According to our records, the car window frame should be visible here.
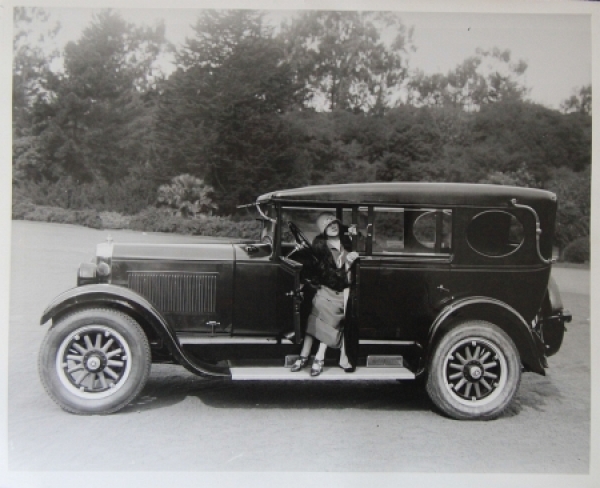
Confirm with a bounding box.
[274,203,370,258]
[369,205,454,259]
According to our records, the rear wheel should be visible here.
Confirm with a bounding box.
[38,308,151,414]
[426,321,521,420]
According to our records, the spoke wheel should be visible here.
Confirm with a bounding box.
[443,338,506,406]
[39,308,151,415]
[56,325,132,399]
[426,321,521,420]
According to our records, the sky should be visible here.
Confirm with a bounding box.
[26,6,592,110]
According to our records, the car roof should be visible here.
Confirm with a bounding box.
[256,182,556,207]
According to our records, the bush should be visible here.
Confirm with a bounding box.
[561,237,589,263]
[157,174,218,217]
[12,169,160,215]
[12,199,36,219]
[13,203,103,229]
[99,212,132,229]
[129,207,261,239]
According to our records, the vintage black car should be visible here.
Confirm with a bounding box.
[38,182,571,419]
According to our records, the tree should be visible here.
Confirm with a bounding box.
[375,105,445,181]
[560,85,591,115]
[454,101,591,187]
[12,7,60,181]
[547,166,590,249]
[478,163,539,187]
[30,10,167,183]
[281,11,413,113]
[12,7,60,134]
[408,47,529,110]
[155,10,306,213]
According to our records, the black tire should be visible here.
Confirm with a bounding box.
[426,321,521,420]
[38,308,151,415]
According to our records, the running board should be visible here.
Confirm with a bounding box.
[229,366,415,381]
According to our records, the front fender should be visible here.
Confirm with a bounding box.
[41,284,230,377]
[426,297,546,375]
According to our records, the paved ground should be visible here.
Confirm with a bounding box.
[5,221,591,478]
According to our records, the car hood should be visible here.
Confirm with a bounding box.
[111,242,236,261]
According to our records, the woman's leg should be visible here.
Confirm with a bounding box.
[315,342,327,360]
[300,335,313,357]
[291,335,313,372]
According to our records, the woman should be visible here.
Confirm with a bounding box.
[290,212,359,376]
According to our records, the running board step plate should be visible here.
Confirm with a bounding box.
[229,366,415,381]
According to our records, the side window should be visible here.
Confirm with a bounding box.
[467,211,524,257]
[373,208,405,252]
[412,210,453,252]
[342,207,368,253]
[373,208,452,255]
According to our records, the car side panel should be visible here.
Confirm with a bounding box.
[111,258,234,334]
[368,257,452,341]
[446,265,551,323]
[232,260,279,335]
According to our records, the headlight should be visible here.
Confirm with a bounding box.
[95,239,114,281]
[78,262,98,286]
[79,262,97,279]
[96,261,111,277]
[96,261,110,276]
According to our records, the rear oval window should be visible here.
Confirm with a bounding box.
[413,212,436,249]
[467,211,524,257]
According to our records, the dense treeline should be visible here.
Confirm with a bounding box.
[12,9,591,258]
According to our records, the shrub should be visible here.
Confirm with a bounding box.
[12,168,160,215]
[99,212,132,229]
[12,199,36,219]
[157,174,218,217]
[128,207,180,233]
[561,237,589,263]
[13,204,103,229]
[129,207,261,239]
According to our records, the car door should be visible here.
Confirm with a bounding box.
[277,256,304,343]
[364,207,454,342]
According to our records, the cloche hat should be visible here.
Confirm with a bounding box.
[316,212,340,234]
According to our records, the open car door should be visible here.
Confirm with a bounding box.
[277,256,303,344]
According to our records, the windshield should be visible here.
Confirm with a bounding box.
[281,207,337,245]
[258,204,276,245]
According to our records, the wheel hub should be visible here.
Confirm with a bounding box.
[467,364,483,380]
[84,352,106,373]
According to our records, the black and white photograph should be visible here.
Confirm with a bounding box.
[1,0,597,486]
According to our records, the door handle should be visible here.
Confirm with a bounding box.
[437,285,450,293]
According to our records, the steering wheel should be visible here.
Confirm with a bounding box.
[288,221,312,250]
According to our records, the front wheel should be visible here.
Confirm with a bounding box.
[38,308,151,414]
[426,321,521,420]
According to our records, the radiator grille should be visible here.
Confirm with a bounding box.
[128,272,217,315]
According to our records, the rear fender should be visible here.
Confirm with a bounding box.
[426,297,546,375]
[539,276,571,357]
[41,284,229,377]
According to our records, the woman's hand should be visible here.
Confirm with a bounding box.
[346,251,360,267]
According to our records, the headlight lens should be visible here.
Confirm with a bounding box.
[96,261,111,277]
